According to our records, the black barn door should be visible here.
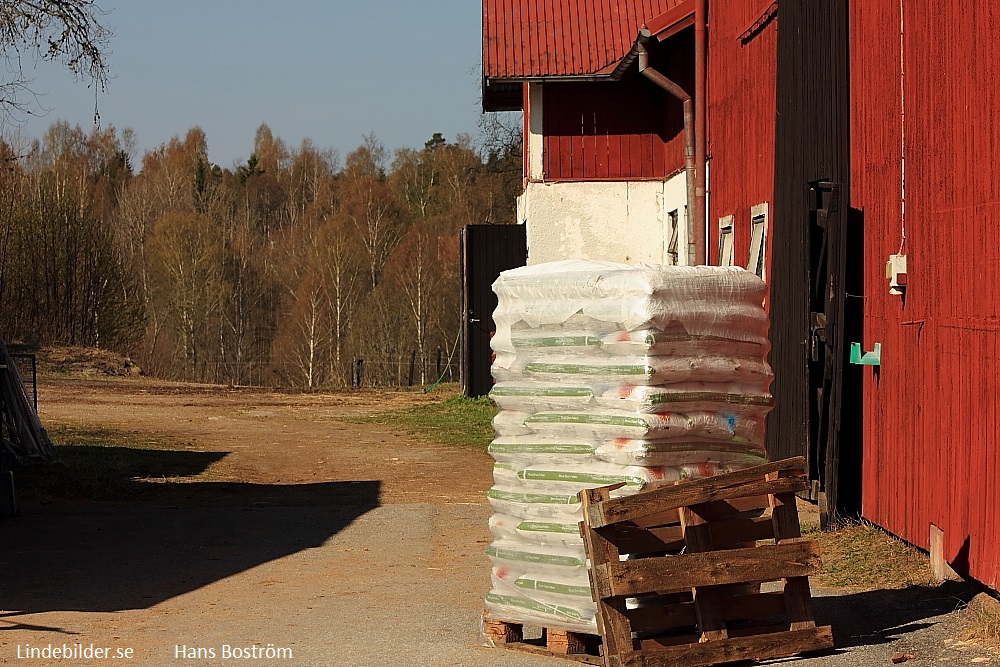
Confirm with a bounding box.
[460,224,527,397]
[770,0,858,524]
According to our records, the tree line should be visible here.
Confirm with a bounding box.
[0,120,521,387]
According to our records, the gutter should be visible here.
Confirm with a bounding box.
[694,0,707,264]
[634,31,699,267]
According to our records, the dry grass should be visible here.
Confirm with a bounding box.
[813,518,933,589]
[962,593,1000,651]
[10,343,141,377]
[345,394,496,449]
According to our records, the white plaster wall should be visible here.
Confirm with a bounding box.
[527,83,544,180]
[517,172,690,266]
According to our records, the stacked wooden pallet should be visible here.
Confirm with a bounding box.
[579,457,832,667]
[481,619,602,664]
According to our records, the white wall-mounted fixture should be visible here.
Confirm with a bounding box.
[886,254,907,295]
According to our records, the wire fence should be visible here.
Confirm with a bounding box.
[159,350,460,390]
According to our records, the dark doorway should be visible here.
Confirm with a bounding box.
[460,224,527,397]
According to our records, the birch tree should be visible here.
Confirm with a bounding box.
[385,224,441,383]
[146,211,224,378]
[341,137,404,288]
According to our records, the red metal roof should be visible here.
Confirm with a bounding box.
[483,0,686,80]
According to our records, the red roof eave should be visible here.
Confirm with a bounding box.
[482,0,686,80]
[646,0,695,41]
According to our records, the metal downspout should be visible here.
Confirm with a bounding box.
[694,0,708,264]
[637,35,697,267]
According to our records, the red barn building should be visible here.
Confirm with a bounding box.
[484,0,1000,588]
[483,0,700,266]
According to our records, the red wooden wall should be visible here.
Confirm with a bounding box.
[705,1,777,271]
[542,79,673,180]
[540,32,694,181]
[851,0,1000,587]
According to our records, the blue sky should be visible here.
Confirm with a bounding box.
[5,1,488,168]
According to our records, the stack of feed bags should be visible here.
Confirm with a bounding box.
[483,259,773,634]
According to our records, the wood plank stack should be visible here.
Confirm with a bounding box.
[579,457,833,667]
[0,339,54,463]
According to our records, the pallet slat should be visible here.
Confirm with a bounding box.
[609,626,834,667]
[586,458,806,528]
[594,541,822,597]
[581,486,637,656]
[590,476,809,528]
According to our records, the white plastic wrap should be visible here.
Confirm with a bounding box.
[492,410,533,436]
[486,481,644,520]
[484,590,598,634]
[486,539,588,575]
[486,487,584,520]
[484,260,774,635]
[489,382,596,412]
[488,513,583,546]
[593,438,767,467]
[596,383,773,416]
[523,410,763,442]
[492,354,773,388]
[489,566,597,629]
[491,260,769,341]
[487,436,596,462]
[598,328,769,356]
[495,460,682,491]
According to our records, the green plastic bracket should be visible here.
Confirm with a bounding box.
[850,342,881,366]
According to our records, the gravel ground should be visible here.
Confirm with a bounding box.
[2,502,562,667]
[1,377,996,666]
[4,501,995,667]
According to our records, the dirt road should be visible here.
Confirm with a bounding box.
[1,376,995,666]
[30,376,492,504]
[3,376,553,667]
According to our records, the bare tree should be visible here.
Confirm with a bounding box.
[341,139,404,288]
[0,0,112,125]
[146,211,224,378]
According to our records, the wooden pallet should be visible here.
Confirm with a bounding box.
[579,457,833,667]
[483,615,603,664]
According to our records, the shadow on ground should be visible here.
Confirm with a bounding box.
[1,447,380,617]
[814,580,979,649]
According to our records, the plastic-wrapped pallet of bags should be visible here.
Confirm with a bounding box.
[491,260,769,345]
[483,260,774,639]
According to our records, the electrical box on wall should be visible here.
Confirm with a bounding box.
[886,254,907,295]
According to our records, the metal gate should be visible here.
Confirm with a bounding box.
[460,224,527,398]
[807,180,849,523]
